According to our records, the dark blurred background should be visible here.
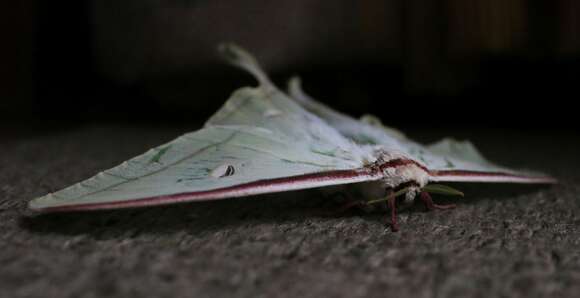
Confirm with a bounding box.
[2,1,579,131]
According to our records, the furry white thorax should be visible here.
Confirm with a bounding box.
[380,164,429,188]
[373,148,430,188]
[374,148,430,205]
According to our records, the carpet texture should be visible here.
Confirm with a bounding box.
[1,125,578,298]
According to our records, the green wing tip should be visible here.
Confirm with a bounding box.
[288,76,301,89]
[287,76,306,100]
[290,76,301,82]
[422,184,464,197]
[217,42,272,87]
[28,197,45,211]
[218,43,248,63]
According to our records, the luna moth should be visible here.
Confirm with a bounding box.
[29,44,556,231]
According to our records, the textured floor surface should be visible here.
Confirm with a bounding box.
[1,124,579,298]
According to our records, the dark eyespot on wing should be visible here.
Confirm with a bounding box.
[223,165,235,177]
[210,164,236,178]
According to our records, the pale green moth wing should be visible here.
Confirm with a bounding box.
[288,77,407,146]
[29,45,380,212]
[287,77,555,184]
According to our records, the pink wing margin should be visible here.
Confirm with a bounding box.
[35,158,556,213]
[34,169,380,212]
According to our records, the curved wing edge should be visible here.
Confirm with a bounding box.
[30,169,381,212]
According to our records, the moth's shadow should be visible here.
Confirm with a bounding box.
[20,190,333,238]
[20,184,552,238]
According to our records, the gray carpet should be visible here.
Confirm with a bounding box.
[1,125,579,298]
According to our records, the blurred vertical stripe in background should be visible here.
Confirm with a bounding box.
[3,0,579,126]
[559,0,580,54]
[446,0,528,54]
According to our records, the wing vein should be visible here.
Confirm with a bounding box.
[68,132,239,201]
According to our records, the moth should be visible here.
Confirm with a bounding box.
[30,44,556,231]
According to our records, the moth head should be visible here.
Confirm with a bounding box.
[402,186,420,205]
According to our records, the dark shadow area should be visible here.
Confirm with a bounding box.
[5,0,579,132]
[20,192,329,238]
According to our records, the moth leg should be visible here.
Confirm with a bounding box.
[419,192,456,211]
[386,190,399,232]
